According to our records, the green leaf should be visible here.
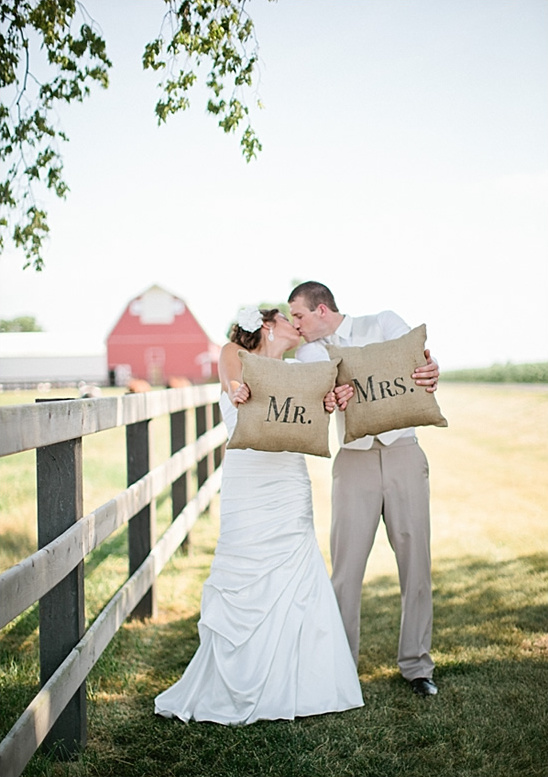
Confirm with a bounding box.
[0,0,111,268]
[1,0,274,269]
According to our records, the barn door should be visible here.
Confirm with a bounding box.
[145,347,166,386]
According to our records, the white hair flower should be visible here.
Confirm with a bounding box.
[237,305,263,333]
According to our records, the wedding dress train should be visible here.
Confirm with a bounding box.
[154,393,363,724]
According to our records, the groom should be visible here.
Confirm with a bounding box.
[288,281,439,697]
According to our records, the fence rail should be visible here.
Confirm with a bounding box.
[0,385,226,777]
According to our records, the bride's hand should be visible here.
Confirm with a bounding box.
[232,382,251,406]
[323,391,337,414]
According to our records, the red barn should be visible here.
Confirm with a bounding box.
[107,285,220,386]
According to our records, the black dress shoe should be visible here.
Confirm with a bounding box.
[410,677,438,696]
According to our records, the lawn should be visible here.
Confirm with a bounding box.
[1,383,547,776]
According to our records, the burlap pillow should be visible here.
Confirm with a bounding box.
[327,324,447,443]
[227,351,340,457]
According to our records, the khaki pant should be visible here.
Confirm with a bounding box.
[331,438,434,680]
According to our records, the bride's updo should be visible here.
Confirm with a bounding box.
[230,308,278,351]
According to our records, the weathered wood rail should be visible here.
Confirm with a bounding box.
[0,385,226,777]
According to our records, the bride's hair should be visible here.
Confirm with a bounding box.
[229,308,278,351]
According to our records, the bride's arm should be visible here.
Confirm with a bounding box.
[219,343,251,406]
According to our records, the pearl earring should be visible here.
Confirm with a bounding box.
[268,328,274,342]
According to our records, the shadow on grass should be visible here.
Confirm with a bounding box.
[358,553,548,668]
[0,604,40,745]
[84,524,128,577]
[1,526,133,671]
[433,553,548,643]
[16,552,548,777]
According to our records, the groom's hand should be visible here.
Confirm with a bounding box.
[334,384,354,411]
[412,349,439,393]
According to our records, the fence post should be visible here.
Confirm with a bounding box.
[195,403,212,494]
[36,431,86,757]
[213,401,223,470]
[126,420,157,620]
[170,409,189,552]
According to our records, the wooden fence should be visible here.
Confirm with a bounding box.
[0,385,226,777]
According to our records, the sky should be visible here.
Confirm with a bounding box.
[0,0,546,370]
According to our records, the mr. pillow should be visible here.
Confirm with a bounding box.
[227,351,340,457]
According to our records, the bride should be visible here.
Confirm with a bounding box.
[154,306,363,724]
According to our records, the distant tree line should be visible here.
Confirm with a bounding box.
[443,362,548,383]
[0,316,42,332]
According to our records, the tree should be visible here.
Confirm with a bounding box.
[0,0,272,271]
[0,315,43,332]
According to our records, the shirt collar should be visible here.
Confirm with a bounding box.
[334,315,352,342]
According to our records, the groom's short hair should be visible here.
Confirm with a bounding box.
[288,281,339,313]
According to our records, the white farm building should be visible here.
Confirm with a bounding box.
[0,332,107,389]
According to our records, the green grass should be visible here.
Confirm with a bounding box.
[1,384,548,777]
[443,361,548,383]
[15,551,547,777]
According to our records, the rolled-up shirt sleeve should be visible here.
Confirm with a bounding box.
[377,310,410,340]
[378,310,438,366]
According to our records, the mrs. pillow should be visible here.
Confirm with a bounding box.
[227,351,340,457]
[327,324,448,443]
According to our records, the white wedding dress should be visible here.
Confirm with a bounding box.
[154,392,363,725]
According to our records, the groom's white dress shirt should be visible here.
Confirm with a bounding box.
[296,310,416,449]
